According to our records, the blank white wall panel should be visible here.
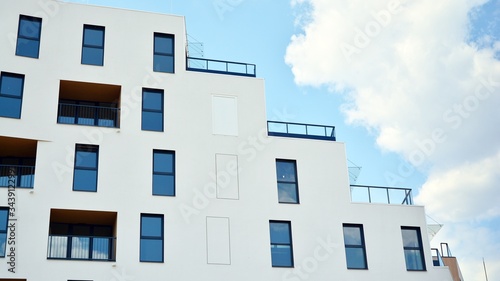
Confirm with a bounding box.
[216,154,239,200]
[206,216,231,265]
[212,95,238,136]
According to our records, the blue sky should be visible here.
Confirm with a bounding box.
[67,0,500,279]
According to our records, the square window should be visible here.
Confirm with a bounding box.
[401,227,426,271]
[269,221,294,267]
[0,72,25,119]
[73,144,98,192]
[140,214,164,262]
[153,33,174,73]
[343,224,368,269]
[82,25,105,66]
[276,160,299,203]
[142,89,164,132]
[16,15,42,58]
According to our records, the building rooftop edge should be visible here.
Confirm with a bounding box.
[57,0,186,19]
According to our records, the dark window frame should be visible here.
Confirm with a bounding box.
[140,213,164,263]
[153,33,175,73]
[152,150,175,196]
[275,159,300,204]
[343,223,368,270]
[16,15,42,58]
[401,226,427,271]
[141,88,164,132]
[0,72,25,119]
[72,144,99,192]
[48,222,114,261]
[81,24,105,66]
[269,220,294,268]
[0,207,9,257]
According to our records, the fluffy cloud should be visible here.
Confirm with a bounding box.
[286,0,500,279]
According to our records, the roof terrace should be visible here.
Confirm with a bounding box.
[186,57,256,77]
[267,121,336,141]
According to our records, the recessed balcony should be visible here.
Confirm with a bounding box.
[0,136,37,189]
[57,80,121,128]
[47,209,117,262]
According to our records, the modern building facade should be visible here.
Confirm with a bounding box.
[0,1,457,280]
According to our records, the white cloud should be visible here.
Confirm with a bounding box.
[417,151,500,222]
[286,0,500,279]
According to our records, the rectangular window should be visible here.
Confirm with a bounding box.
[82,25,105,66]
[401,227,426,271]
[142,88,164,132]
[269,221,293,267]
[343,224,368,269]
[276,160,299,203]
[140,214,164,262]
[16,15,42,58]
[0,72,25,119]
[153,150,175,196]
[73,144,98,192]
[0,207,9,257]
[153,33,174,73]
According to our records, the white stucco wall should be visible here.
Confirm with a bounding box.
[0,1,453,280]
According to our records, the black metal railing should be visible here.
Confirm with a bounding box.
[0,165,35,188]
[431,248,445,266]
[47,235,116,261]
[267,121,336,141]
[57,103,119,128]
[440,242,454,258]
[350,185,413,205]
[186,57,256,77]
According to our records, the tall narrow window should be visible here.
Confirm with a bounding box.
[73,144,99,192]
[82,25,105,66]
[401,227,426,271]
[343,224,368,269]
[0,72,25,119]
[269,221,293,267]
[276,160,299,203]
[140,214,164,262]
[16,15,42,58]
[0,207,9,257]
[153,150,175,196]
[142,88,164,132]
[153,33,174,73]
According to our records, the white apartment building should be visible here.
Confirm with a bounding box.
[0,1,459,280]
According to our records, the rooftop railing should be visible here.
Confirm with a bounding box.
[58,103,119,128]
[47,235,116,261]
[350,185,413,205]
[0,165,35,188]
[186,57,256,77]
[431,248,445,266]
[267,121,336,141]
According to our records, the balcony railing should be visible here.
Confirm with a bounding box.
[47,235,116,261]
[431,248,445,266]
[0,165,35,188]
[267,121,336,141]
[186,57,256,77]
[57,103,119,128]
[350,185,413,205]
